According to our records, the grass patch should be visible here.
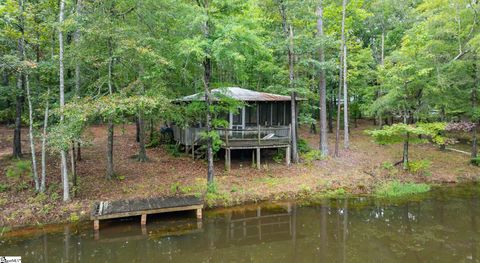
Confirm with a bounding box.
[375,180,430,198]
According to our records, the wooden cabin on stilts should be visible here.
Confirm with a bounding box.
[172,87,303,170]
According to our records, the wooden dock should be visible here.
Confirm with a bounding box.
[90,195,203,230]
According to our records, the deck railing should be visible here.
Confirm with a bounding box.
[172,125,291,148]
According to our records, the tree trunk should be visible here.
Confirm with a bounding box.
[137,66,147,162]
[328,89,334,133]
[335,52,343,157]
[40,89,49,193]
[288,25,299,163]
[13,1,25,159]
[201,0,215,185]
[26,69,39,191]
[279,1,298,163]
[341,0,349,149]
[74,0,82,97]
[135,117,140,143]
[106,46,114,180]
[472,56,479,159]
[70,142,77,196]
[317,1,328,156]
[74,0,83,163]
[403,132,409,169]
[59,0,70,202]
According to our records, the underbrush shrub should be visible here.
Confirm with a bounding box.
[165,144,182,157]
[297,139,311,154]
[6,160,31,192]
[6,160,31,179]
[471,157,480,166]
[302,150,325,164]
[0,183,8,193]
[375,180,430,198]
[382,161,394,170]
[408,160,432,176]
[273,148,286,163]
[146,130,161,148]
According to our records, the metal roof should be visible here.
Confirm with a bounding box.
[177,87,302,102]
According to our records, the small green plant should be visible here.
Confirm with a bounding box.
[408,160,431,175]
[147,130,161,148]
[69,213,80,223]
[50,192,60,202]
[297,139,311,154]
[0,197,7,207]
[302,150,324,164]
[0,183,9,193]
[165,144,182,157]
[471,157,480,166]
[375,180,430,198]
[15,181,29,192]
[170,182,182,194]
[272,148,285,163]
[6,160,31,179]
[382,161,394,170]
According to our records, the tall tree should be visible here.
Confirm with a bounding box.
[58,0,70,202]
[341,0,349,149]
[317,0,328,156]
[13,0,25,159]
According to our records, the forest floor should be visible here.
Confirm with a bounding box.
[1,120,479,229]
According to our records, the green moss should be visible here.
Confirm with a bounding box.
[375,181,430,198]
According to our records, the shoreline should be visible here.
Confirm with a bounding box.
[1,179,477,234]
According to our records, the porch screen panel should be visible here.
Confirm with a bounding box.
[259,103,270,126]
[272,103,279,126]
[245,104,257,126]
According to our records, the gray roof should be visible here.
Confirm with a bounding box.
[177,87,301,102]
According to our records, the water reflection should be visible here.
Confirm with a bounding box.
[1,185,480,262]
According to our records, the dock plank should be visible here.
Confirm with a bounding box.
[91,195,203,221]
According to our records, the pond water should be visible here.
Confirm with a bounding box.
[1,184,479,263]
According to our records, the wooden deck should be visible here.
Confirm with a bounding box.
[90,195,203,230]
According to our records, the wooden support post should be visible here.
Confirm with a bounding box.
[141,214,147,225]
[94,220,99,231]
[286,146,291,166]
[196,208,202,219]
[192,145,195,159]
[256,147,261,169]
[141,224,147,235]
[225,148,231,171]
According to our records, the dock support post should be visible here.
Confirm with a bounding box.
[286,146,291,166]
[196,208,203,219]
[94,220,99,231]
[256,147,261,169]
[225,148,231,171]
[141,214,147,225]
[192,145,195,159]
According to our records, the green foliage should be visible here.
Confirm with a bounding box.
[382,161,394,170]
[368,123,429,145]
[6,160,31,179]
[302,150,325,164]
[297,139,311,154]
[69,213,80,223]
[417,122,449,146]
[272,148,286,163]
[0,183,8,193]
[375,181,431,198]
[146,130,161,148]
[165,144,182,157]
[470,157,480,166]
[408,160,431,176]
